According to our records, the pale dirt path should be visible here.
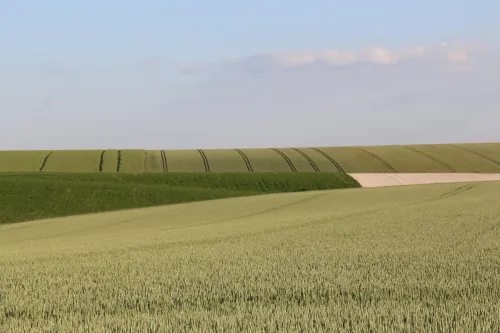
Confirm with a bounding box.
[349,173,500,188]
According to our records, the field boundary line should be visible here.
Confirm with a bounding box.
[116,150,122,172]
[160,150,168,172]
[271,148,297,172]
[235,149,254,172]
[292,148,320,172]
[310,148,345,173]
[198,149,211,172]
[99,150,105,172]
[451,145,500,167]
[357,148,398,173]
[404,146,456,172]
[39,151,54,172]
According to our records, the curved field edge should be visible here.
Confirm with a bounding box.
[0,172,359,225]
[1,182,500,332]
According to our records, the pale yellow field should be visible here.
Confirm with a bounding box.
[1,181,500,332]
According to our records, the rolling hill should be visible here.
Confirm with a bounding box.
[1,142,500,173]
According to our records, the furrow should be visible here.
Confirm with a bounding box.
[357,148,398,173]
[292,148,320,172]
[404,146,456,172]
[451,145,500,167]
[116,150,122,173]
[235,149,253,172]
[271,148,297,172]
[198,149,211,172]
[310,148,345,173]
[98,150,105,172]
[39,151,54,172]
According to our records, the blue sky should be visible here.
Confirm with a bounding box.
[1,1,499,149]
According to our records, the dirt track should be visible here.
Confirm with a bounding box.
[349,173,500,188]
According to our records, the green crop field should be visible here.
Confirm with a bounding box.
[118,150,145,173]
[0,150,51,172]
[0,142,499,173]
[100,149,119,172]
[0,172,358,225]
[1,181,499,332]
[405,144,500,173]
[166,150,207,172]
[42,150,103,172]
[143,150,164,173]
[202,149,249,172]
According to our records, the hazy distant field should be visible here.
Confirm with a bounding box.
[1,181,500,332]
[1,142,499,173]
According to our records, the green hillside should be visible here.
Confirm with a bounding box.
[1,142,499,173]
[1,181,499,332]
[0,172,359,225]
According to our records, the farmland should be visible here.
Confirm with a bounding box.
[1,181,500,332]
[0,172,359,224]
[1,142,499,173]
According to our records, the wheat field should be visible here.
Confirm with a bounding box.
[1,181,499,332]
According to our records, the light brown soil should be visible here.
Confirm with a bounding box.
[349,173,500,188]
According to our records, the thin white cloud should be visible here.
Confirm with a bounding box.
[178,41,481,74]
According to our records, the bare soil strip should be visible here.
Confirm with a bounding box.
[349,173,500,188]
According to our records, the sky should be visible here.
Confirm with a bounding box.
[1,0,499,149]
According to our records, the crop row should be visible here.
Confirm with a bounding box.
[0,143,499,173]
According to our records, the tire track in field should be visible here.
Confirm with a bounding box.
[404,146,456,172]
[98,150,105,172]
[160,150,168,172]
[271,148,297,172]
[116,150,122,172]
[198,149,211,172]
[39,151,54,172]
[451,145,500,167]
[235,149,254,172]
[357,148,398,173]
[386,174,404,185]
[162,191,334,231]
[414,184,476,205]
[292,148,320,172]
[143,152,148,173]
[310,148,345,173]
